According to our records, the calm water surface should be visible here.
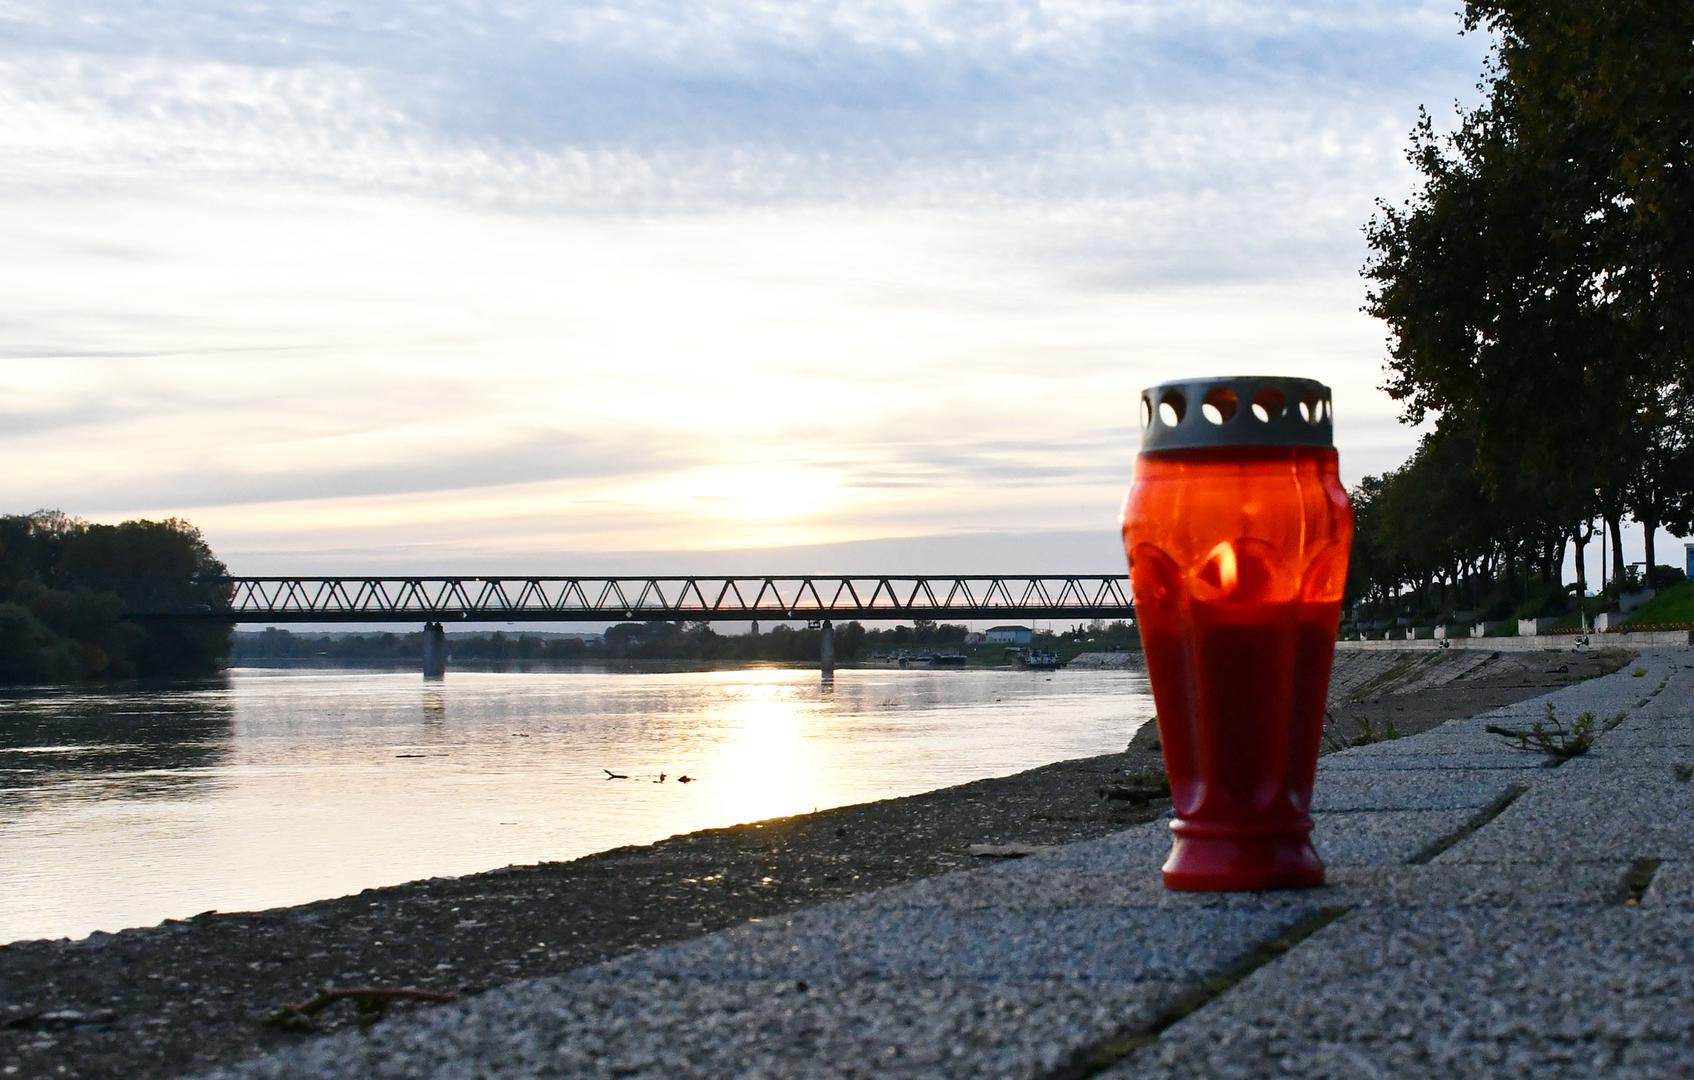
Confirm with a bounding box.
[0,664,1151,944]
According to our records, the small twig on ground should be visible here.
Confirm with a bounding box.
[264,987,459,1033]
[1486,702,1596,762]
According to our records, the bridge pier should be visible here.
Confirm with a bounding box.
[819,618,834,678]
[422,622,447,679]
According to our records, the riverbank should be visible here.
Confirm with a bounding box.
[217,648,1694,1079]
[0,647,1631,1077]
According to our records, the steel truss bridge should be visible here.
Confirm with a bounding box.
[129,575,1135,625]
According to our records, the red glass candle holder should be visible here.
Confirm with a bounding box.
[1121,377,1353,891]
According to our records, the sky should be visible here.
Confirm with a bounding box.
[11,1,1667,579]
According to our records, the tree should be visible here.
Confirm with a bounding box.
[1343,473,1390,608]
[59,518,233,675]
[1465,2,1694,386]
[0,602,79,683]
[0,511,233,683]
[1363,3,1694,602]
[1622,388,1694,581]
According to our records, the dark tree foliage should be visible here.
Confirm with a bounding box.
[0,510,232,684]
[1356,2,1694,616]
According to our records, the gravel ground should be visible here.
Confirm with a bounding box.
[0,647,1630,1079]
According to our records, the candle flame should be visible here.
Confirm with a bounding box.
[1204,540,1238,595]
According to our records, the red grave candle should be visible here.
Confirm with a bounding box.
[1121,377,1353,891]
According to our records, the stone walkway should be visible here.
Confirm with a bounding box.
[210,651,1694,1079]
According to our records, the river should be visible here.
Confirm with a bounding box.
[0,663,1152,944]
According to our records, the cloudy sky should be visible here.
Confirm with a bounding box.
[2,1,1513,574]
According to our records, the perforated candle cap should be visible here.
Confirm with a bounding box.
[1137,375,1334,451]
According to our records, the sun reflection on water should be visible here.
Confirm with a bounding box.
[693,670,829,827]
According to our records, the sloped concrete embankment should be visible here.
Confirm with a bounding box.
[1073,645,1594,697]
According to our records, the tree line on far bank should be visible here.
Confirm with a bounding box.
[237,620,954,664]
[0,510,232,684]
[1349,2,1694,625]
[232,619,1142,664]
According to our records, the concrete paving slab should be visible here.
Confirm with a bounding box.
[866,846,1332,913]
[1642,860,1693,908]
[1004,817,1175,869]
[1114,906,1694,1078]
[877,860,1628,916]
[1436,768,1694,864]
[865,796,1506,913]
[1320,722,1576,762]
[1123,1030,1693,1080]
[1464,694,1607,718]
[1327,861,1629,910]
[1595,711,1694,735]
[1620,726,1694,746]
[1559,746,1694,772]
[1311,809,1476,866]
[1316,752,1547,772]
[217,974,1179,1080]
[1310,769,1517,812]
[614,903,1308,985]
[1331,731,1494,755]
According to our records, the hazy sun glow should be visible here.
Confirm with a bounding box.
[651,464,847,524]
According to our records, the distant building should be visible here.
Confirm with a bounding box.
[985,625,1033,645]
[964,631,986,645]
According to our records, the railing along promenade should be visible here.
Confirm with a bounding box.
[128,575,1135,626]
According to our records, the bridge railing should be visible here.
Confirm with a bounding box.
[129,575,1135,624]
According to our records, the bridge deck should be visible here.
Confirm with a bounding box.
[126,575,1135,624]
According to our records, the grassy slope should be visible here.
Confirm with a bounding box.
[1624,580,1694,626]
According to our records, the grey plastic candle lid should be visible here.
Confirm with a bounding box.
[1137,375,1335,451]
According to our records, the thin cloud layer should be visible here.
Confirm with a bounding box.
[0,0,1477,214]
[0,1,1496,570]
